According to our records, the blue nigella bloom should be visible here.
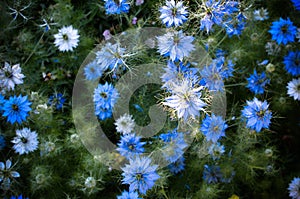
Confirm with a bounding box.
[0,159,20,190]
[246,70,270,94]
[268,17,297,45]
[283,51,300,76]
[288,177,300,199]
[84,60,103,81]
[208,142,225,160]
[223,16,246,38]
[93,82,119,120]
[48,93,66,110]
[291,0,300,11]
[104,0,130,15]
[200,114,228,143]
[157,30,195,62]
[117,190,141,199]
[203,164,222,184]
[116,133,146,159]
[0,135,5,150]
[241,97,272,132]
[121,156,160,195]
[159,129,188,163]
[168,156,185,174]
[159,0,188,27]
[0,94,5,112]
[2,95,31,124]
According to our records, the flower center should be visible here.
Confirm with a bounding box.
[171,7,178,16]
[135,173,143,180]
[128,144,135,150]
[257,110,265,118]
[281,25,288,34]
[21,137,28,144]
[62,34,68,40]
[5,71,13,78]
[213,125,219,132]
[12,104,19,111]
[101,92,107,98]
[294,58,300,66]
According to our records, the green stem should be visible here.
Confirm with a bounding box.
[24,32,45,65]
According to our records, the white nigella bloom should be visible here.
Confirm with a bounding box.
[115,113,136,134]
[0,62,25,91]
[163,79,207,121]
[54,25,80,52]
[287,78,300,101]
[11,128,39,155]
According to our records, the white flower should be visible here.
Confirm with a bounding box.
[115,113,135,134]
[163,79,206,121]
[287,78,300,101]
[0,62,25,91]
[54,25,80,52]
[11,128,39,155]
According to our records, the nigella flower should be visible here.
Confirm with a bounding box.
[159,129,188,163]
[11,128,39,155]
[48,93,66,110]
[117,190,141,199]
[121,156,160,194]
[287,78,300,101]
[265,41,281,56]
[95,42,126,72]
[2,95,31,124]
[168,156,185,174]
[200,114,227,143]
[157,30,195,62]
[241,97,272,132]
[268,18,297,45]
[135,0,144,6]
[291,0,300,11]
[0,159,20,190]
[246,70,270,94]
[161,61,199,90]
[203,164,222,184]
[10,195,29,199]
[208,142,225,160]
[159,0,188,27]
[288,177,300,199]
[200,56,234,92]
[115,113,136,134]
[84,60,103,81]
[104,0,130,15]
[54,25,80,52]
[253,8,269,21]
[0,62,25,91]
[93,82,119,120]
[223,16,246,38]
[0,94,5,112]
[116,133,146,159]
[163,79,207,121]
[283,51,300,76]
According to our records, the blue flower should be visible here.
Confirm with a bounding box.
[48,93,66,110]
[104,0,130,15]
[200,114,227,143]
[2,95,31,124]
[168,156,185,174]
[203,164,222,184]
[163,78,206,121]
[10,195,29,199]
[116,133,146,159]
[200,56,234,92]
[121,156,160,194]
[253,8,269,21]
[0,135,5,150]
[11,128,39,155]
[208,142,225,160]
[283,51,300,76]
[291,0,300,11]
[246,70,270,94]
[288,177,300,199]
[0,159,20,190]
[84,60,103,81]
[241,97,272,132]
[159,129,188,163]
[223,16,246,37]
[157,30,195,62]
[93,82,119,120]
[117,190,141,199]
[159,0,188,27]
[268,18,297,45]
[96,42,126,73]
